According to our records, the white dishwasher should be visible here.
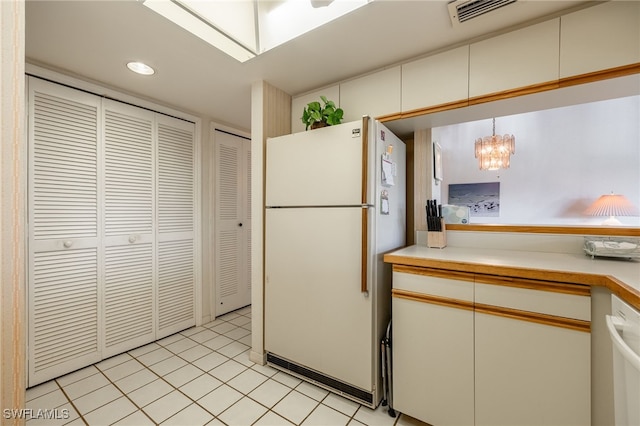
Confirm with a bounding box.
[607,295,640,426]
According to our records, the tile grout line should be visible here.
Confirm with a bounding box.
[52,378,88,426]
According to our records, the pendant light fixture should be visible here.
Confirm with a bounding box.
[474,118,515,170]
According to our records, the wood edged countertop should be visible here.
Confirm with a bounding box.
[384,245,640,311]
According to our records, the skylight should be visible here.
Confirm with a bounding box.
[142,0,370,62]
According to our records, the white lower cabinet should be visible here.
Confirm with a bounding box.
[392,266,591,426]
[475,311,591,426]
[393,278,474,425]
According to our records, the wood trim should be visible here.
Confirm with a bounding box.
[412,129,430,234]
[475,303,591,333]
[2,0,27,420]
[559,63,640,88]
[474,273,591,297]
[445,223,640,237]
[605,276,640,313]
[361,116,369,293]
[361,116,369,205]
[378,99,470,123]
[392,289,474,311]
[468,80,560,106]
[393,264,474,282]
[361,208,368,293]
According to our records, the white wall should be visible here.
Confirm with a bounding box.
[433,95,640,226]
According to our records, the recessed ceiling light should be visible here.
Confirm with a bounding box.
[127,61,155,75]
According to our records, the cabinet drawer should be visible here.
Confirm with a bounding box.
[474,279,591,321]
[392,266,473,302]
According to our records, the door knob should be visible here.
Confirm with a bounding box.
[238,223,243,227]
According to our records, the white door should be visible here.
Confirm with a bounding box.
[156,114,196,338]
[214,130,251,316]
[102,100,155,357]
[265,207,373,391]
[27,79,102,386]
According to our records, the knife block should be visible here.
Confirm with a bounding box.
[427,220,447,249]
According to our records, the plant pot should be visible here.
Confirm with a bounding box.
[310,121,328,130]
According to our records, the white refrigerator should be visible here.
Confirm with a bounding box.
[264,117,406,407]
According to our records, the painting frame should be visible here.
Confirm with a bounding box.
[433,142,443,182]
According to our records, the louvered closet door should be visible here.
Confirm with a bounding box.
[102,100,155,357]
[156,114,196,338]
[28,78,101,386]
[215,131,251,315]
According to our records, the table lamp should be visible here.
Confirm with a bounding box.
[583,192,639,225]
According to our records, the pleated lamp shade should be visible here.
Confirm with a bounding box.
[584,193,639,225]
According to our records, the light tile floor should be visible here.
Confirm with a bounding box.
[26,307,427,426]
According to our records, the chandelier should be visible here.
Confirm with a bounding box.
[474,118,515,170]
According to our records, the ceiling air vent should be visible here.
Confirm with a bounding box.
[448,0,517,26]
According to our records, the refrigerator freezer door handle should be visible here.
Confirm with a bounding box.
[361,116,369,206]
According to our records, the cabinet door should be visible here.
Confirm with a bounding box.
[560,1,640,78]
[402,46,469,112]
[156,114,196,338]
[469,19,559,98]
[28,78,102,386]
[102,100,155,357]
[475,312,591,426]
[340,67,401,120]
[392,270,475,426]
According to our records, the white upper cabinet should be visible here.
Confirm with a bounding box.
[340,66,401,121]
[402,46,469,112]
[560,1,640,78]
[469,19,560,98]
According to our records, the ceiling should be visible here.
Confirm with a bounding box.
[25,0,594,132]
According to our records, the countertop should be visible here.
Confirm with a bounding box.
[384,245,640,310]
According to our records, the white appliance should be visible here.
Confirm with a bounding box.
[607,295,640,426]
[264,117,406,407]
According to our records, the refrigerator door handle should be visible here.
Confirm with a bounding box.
[361,206,369,295]
[360,116,370,295]
[361,115,370,206]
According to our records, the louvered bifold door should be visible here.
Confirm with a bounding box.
[214,131,251,315]
[28,78,102,386]
[156,114,196,338]
[102,100,155,357]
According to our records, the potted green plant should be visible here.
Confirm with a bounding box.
[301,96,344,130]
